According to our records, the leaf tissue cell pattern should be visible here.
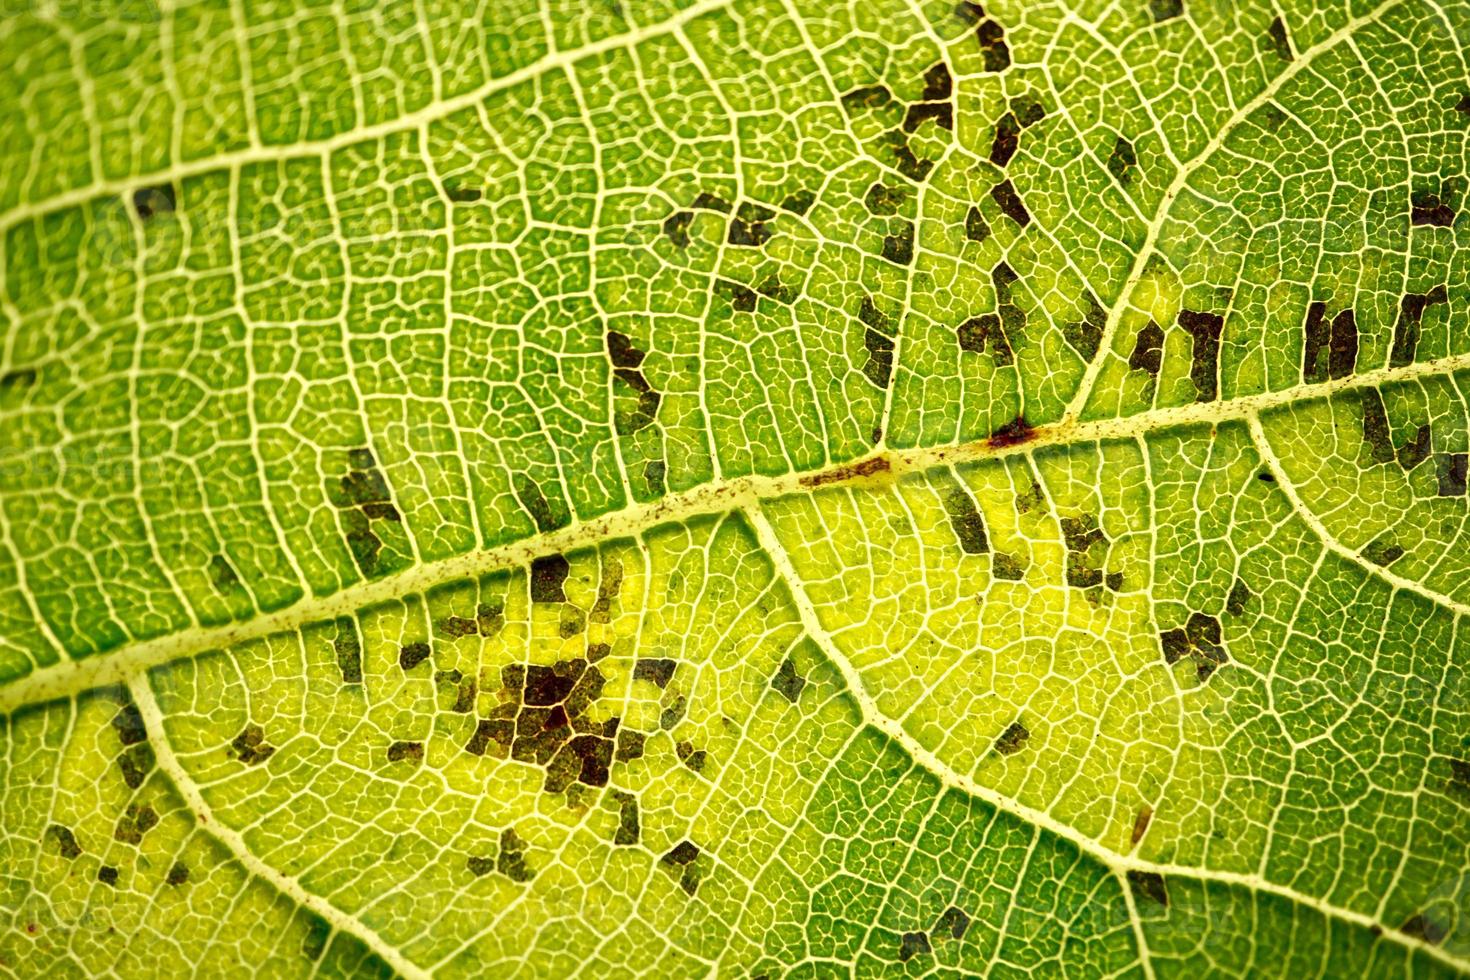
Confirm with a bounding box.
[1,0,1469,976]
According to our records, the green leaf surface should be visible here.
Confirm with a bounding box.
[2,0,1470,976]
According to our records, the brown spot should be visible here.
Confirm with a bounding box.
[1129,320,1163,375]
[987,416,1035,449]
[114,804,159,846]
[956,314,1013,365]
[942,485,989,554]
[634,659,677,688]
[899,931,932,962]
[1131,806,1153,846]
[498,828,535,883]
[1128,870,1168,907]
[1412,189,1456,227]
[531,555,570,603]
[1266,16,1293,61]
[964,205,990,243]
[1107,135,1137,186]
[166,862,190,886]
[387,741,424,764]
[399,642,430,670]
[799,455,891,488]
[231,724,276,766]
[990,179,1029,227]
[1177,310,1223,402]
[975,17,1010,72]
[1437,454,1468,497]
[1390,285,1448,367]
[45,824,82,860]
[936,906,970,939]
[612,789,640,845]
[993,721,1029,755]
[662,211,693,249]
[772,656,806,703]
[990,112,1020,167]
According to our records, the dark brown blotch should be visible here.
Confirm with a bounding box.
[773,656,806,703]
[993,720,1029,755]
[231,724,276,766]
[531,555,570,603]
[114,804,159,846]
[1390,285,1447,367]
[46,824,82,860]
[1128,869,1169,907]
[990,180,1029,227]
[1129,319,1163,375]
[1177,310,1223,402]
[1266,16,1292,61]
[899,931,932,962]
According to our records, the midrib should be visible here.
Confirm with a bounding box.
[2,347,1466,715]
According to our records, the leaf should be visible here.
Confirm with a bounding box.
[1,0,1469,976]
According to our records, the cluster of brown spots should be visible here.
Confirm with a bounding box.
[1359,389,1434,477]
[1059,513,1121,591]
[634,658,677,688]
[333,617,362,684]
[898,931,932,962]
[1412,188,1456,227]
[942,483,989,554]
[108,695,154,789]
[1177,310,1223,402]
[465,658,627,794]
[840,66,951,184]
[856,295,898,389]
[727,202,775,247]
[772,656,806,703]
[1301,302,1357,383]
[1129,320,1164,376]
[990,180,1029,227]
[660,840,703,895]
[132,183,176,221]
[1064,292,1107,362]
[437,668,478,713]
[798,454,891,488]
[45,824,82,859]
[327,448,400,576]
[955,3,1010,71]
[903,63,955,133]
[498,828,535,883]
[993,720,1029,755]
[1389,285,1448,367]
[1108,135,1138,186]
[607,330,662,436]
[231,724,276,765]
[1128,870,1169,907]
[1266,16,1293,61]
[1160,612,1227,681]
[514,474,568,533]
[1361,535,1405,568]
[676,740,706,773]
[114,804,159,846]
[989,262,1027,354]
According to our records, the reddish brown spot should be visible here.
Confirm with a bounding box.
[987,416,1036,449]
[798,455,891,488]
[1131,806,1153,846]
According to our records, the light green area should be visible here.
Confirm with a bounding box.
[2,0,1469,976]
